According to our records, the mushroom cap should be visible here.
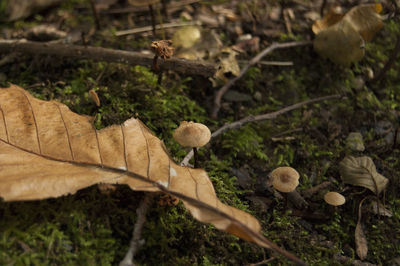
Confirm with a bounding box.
[173,121,211,148]
[324,192,346,206]
[270,166,300,193]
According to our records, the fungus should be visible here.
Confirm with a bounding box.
[324,191,346,206]
[173,121,211,168]
[151,40,173,85]
[271,166,300,193]
[270,166,300,208]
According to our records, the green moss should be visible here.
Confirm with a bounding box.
[1,2,400,265]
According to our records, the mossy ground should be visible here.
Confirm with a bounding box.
[0,1,400,265]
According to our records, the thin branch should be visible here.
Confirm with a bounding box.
[88,0,101,30]
[0,40,216,77]
[119,193,155,266]
[116,21,201,36]
[211,41,311,119]
[182,94,342,166]
[104,0,201,14]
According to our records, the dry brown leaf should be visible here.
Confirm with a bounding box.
[312,8,344,34]
[342,3,383,42]
[0,85,304,265]
[339,156,388,194]
[355,221,368,260]
[313,4,383,65]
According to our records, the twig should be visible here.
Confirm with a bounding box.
[119,193,155,266]
[148,4,156,37]
[210,41,311,119]
[0,40,216,77]
[88,0,101,30]
[104,0,201,14]
[182,94,342,166]
[238,60,293,66]
[116,21,201,36]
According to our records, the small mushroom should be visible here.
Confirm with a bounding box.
[270,166,300,207]
[151,40,173,85]
[324,191,346,206]
[173,121,211,168]
[271,166,300,193]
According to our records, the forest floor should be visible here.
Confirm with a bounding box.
[0,0,399,265]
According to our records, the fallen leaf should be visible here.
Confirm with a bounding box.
[339,156,388,194]
[6,0,62,21]
[0,84,303,264]
[313,20,365,66]
[370,200,392,217]
[312,8,344,34]
[313,4,383,65]
[355,197,368,260]
[342,3,383,42]
[355,222,368,260]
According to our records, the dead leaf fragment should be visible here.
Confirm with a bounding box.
[355,221,368,260]
[339,156,388,194]
[355,197,368,260]
[89,89,100,106]
[313,4,383,65]
[312,8,344,34]
[342,3,383,42]
[370,201,392,217]
[313,20,365,66]
[0,84,304,264]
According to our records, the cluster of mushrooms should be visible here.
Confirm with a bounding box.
[270,166,346,208]
[173,121,346,210]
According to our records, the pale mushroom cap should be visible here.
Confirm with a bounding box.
[324,192,346,206]
[271,166,300,193]
[173,121,211,148]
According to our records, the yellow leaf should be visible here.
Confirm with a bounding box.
[313,4,383,65]
[313,20,365,66]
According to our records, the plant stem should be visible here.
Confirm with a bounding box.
[149,5,156,37]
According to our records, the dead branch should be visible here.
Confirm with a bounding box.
[182,94,342,166]
[119,193,155,266]
[0,40,216,77]
[210,41,311,119]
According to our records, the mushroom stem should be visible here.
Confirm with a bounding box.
[283,193,288,208]
[193,147,199,168]
[152,55,159,71]
[148,4,156,37]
